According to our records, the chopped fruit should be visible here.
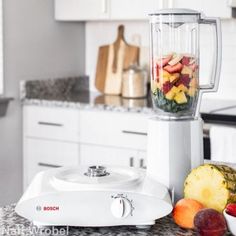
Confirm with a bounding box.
[188,87,197,97]
[181,65,193,78]
[157,54,172,67]
[177,84,188,93]
[225,203,236,217]
[165,86,179,100]
[159,69,171,78]
[181,56,191,65]
[173,198,204,229]
[162,81,173,94]
[189,78,198,88]
[194,209,227,236]
[168,54,183,66]
[164,62,183,73]
[169,73,180,83]
[151,52,199,113]
[175,74,190,87]
[184,164,236,213]
[172,86,180,94]
[165,90,175,100]
[174,91,187,104]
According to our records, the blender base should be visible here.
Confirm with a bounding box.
[147,116,204,202]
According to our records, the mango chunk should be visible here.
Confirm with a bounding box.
[174,91,187,104]
[178,84,188,93]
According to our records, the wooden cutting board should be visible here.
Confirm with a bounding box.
[95,25,140,95]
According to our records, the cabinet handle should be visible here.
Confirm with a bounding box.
[129,157,134,167]
[140,159,146,169]
[102,0,107,13]
[38,121,63,127]
[122,130,147,136]
[38,162,61,168]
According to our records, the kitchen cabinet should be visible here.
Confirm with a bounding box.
[80,144,147,168]
[23,105,149,188]
[170,0,231,18]
[23,105,80,188]
[55,0,167,21]
[55,0,110,21]
[79,110,148,150]
[55,0,232,21]
[24,138,79,188]
[109,0,165,20]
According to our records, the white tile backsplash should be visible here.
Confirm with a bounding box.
[86,19,236,101]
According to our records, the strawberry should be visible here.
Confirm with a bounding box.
[226,203,236,217]
[162,81,173,94]
[181,56,190,66]
[175,74,190,87]
[157,55,172,68]
[164,63,183,73]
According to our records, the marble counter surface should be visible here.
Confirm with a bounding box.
[0,204,223,236]
[21,77,236,118]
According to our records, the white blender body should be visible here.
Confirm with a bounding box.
[147,117,203,201]
[148,9,222,201]
[15,166,172,227]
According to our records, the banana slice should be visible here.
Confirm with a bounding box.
[168,54,183,66]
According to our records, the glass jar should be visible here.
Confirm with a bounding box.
[149,9,222,120]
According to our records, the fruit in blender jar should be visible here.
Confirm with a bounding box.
[184,164,236,213]
[174,91,187,104]
[164,62,183,73]
[151,53,198,113]
[181,65,193,78]
[181,56,191,65]
[168,54,183,66]
[156,54,172,67]
[225,203,236,217]
[172,198,204,229]
[194,208,227,236]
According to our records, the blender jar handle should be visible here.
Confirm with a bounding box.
[199,17,222,93]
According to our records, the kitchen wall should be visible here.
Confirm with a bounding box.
[86,19,236,101]
[0,0,85,206]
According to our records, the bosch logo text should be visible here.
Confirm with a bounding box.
[44,206,59,211]
[36,206,59,211]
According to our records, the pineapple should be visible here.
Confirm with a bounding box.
[184,164,236,212]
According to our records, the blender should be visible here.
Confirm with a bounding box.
[147,9,222,201]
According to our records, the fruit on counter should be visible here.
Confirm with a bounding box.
[225,203,236,217]
[172,198,204,229]
[194,208,227,236]
[151,52,198,113]
[184,164,236,213]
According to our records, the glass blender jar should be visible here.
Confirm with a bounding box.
[147,9,222,201]
[149,9,221,119]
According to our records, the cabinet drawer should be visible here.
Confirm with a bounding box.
[24,138,79,188]
[80,110,148,150]
[80,144,137,167]
[23,106,80,142]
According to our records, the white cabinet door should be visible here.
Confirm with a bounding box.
[80,144,138,167]
[110,0,165,20]
[79,110,148,150]
[171,0,231,18]
[55,0,110,21]
[24,138,79,188]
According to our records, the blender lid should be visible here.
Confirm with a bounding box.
[50,166,145,190]
[149,8,201,16]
